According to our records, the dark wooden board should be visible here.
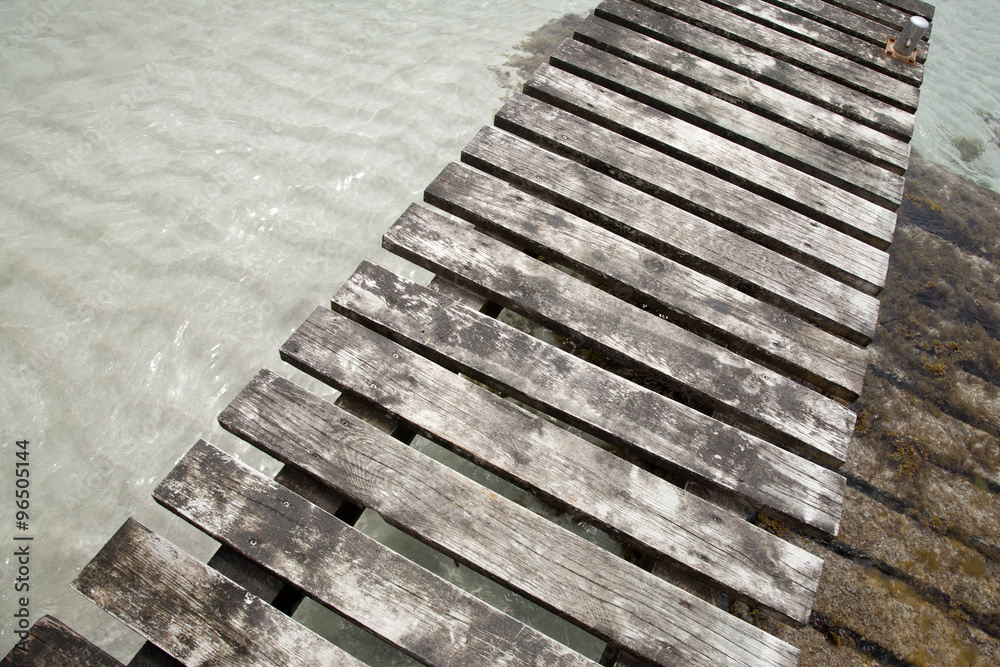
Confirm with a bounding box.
[630,0,920,109]
[696,0,923,83]
[595,0,916,138]
[380,208,857,466]
[0,616,123,667]
[73,519,366,667]
[155,439,597,667]
[425,162,867,400]
[524,63,898,241]
[217,357,801,667]
[743,0,929,57]
[270,297,827,622]
[324,262,848,534]
[494,94,893,292]
[555,32,906,207]
[461,125,881,342]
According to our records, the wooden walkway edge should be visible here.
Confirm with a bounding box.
[4,0,935,664]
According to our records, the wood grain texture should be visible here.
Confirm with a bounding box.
[271,295,826,622]
[216,357,800,667]
[694,0,923,83]
[555,31,906,208]
[425,161,867,400]
[461,126,881,341]
[761,0,929,57]
[494,94,892,291]
[380,207,857,466]
[631,0,920,109]
[73,519,365,667]
[595,0,916,139]
[322,263,847,537]
[156,439,596,667]
[524,62,898,243]
[0,616,124,667]
[827,0,934,29]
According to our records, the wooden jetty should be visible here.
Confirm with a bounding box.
[4,0,935,664]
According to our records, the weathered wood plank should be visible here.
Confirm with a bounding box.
[594,0,916,139]
[217,356,801,667]
[762,0,930,55]
[494,94,892,290]
[524,62,898,243]
[318,277,845,535]
[73,519,366,667]
[272,296,827,621]
[826,0,934,30]
[425,162,867,399]
[155,439,597,667]
[461,125,881,341]
[700,0,923,83]
[380,210,857,466]
[555,31,907,207]
[0,616,123,667]
[631,0,920,109]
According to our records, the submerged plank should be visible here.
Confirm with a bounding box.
[156,439,597,667]
[689,0,923,83]
[461,125,881,341]
[494,93,893,291]
[0,616,124,667]
[555,31,906,207]
[595,0,915,138]
[272,302,827,621]
[73,519,365,667]
[425,161,867,399]
[632,0,920,109]
[524,62,898,242]
[220,355,801,667]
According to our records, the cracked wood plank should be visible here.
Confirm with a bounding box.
[554,31,906,208]
[72,519,365,667]
[320,262,846,537]
[272,298,825,622]
[155,438,597,667]
[425,161,867,400]
[462,125,881,343]
[380,207,857,467]
[495,93,892,290]
[595,0,915,138]
[215,354,800,667]
[523,62,898,244]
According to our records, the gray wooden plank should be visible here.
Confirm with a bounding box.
[380,210,858,466]
[495,93,892,289]
[594,0,915,139]
[524,62,899,243]
[461,125,881,342]
[748,0,929,53]
[218,355,801,667]
[317,275,846,536]
[155,438,597,667]
[826,0,934,29]
[425,162,867,400]
[271,295,829,619]
[701,0,923,82]
[73,519,366,667]
[557,30,907,207]
[631,0,920,109]
[1,616,124,667]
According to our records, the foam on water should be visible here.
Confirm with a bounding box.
[0,0,997,661]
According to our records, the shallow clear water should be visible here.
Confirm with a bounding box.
[0,0,997,662]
